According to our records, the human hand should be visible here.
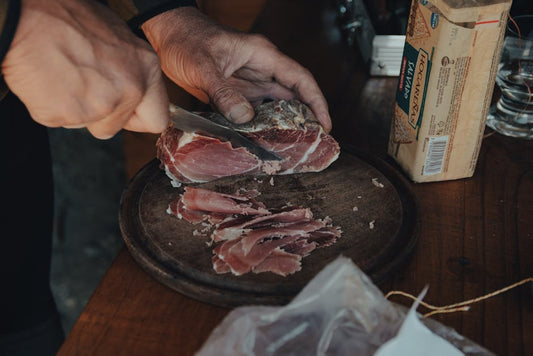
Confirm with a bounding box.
[141,7,332,132]
[2,0,169,139]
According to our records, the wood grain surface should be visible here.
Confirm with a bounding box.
[58,1,532,355]
[119,150,419,307]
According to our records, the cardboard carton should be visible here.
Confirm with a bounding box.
[388,0,513,182]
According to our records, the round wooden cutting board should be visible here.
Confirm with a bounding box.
[119,148,420,307]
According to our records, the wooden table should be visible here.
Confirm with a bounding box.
[58,1,533,355]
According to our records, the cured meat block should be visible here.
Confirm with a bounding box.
[156,100,340,184]
[168,187,342,277]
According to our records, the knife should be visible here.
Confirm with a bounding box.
[169,104,282,161]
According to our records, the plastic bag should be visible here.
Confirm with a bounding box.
[374,286,463,356]
[195,256,494,356]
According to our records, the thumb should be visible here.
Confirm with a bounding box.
[207,82,254,124]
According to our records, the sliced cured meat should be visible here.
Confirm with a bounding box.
[156,99,340,184]
[239,220,325,255]
[166,187,342,277]
[282,239,317,257]
[181,187,268,216]
[167,197,205,224]
[157,132,263,184]
[308,226,342,247]
[251,249,302,276]
[215,235,301,276]
[212,207,313,242]
[212,255,231,274]
[167,195,228,225]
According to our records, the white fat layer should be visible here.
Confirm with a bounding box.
[171,180,182,188]
[178,131,197,147]
[166,205,182,220]
[214,228,252,242]
[283,129,324,174]
[165,159,207,185]
[163,165,183,187]
[163,130,194,166]
[162,140,176,164]
[162,132,200,183]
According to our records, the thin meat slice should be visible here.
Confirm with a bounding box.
[239,220,326,255]
[167,196,228,225]
[212,240,250,275]
[212,255,231,274]
[167,196,205,224]
[156,99,340,184]
[157,132,264,184]
[308,226,342,247]
[251,249,302,276]
[213,207,313,242]
[181,187,269,216]
[282,239,317,257]
[216,235,301,276]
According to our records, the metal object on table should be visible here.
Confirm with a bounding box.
[336,0,375,64]
[169,104,282,161]
[336,0,407,76]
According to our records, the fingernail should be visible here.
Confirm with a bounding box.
[229,103,253,123]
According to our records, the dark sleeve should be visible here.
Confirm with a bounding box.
[0,0,20,100]
[0,0,20,65]
[105,0,197,30]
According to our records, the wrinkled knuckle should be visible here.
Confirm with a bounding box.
[211,85,234,105]
[125,81,145,103]
[248,33,273,47]
[80,96,118,121]
[136,44,160,67]
[136,49,163,89]
[95,98,120,118]
[145,49,162,68]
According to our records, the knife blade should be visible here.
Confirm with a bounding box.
[168,104,282,161]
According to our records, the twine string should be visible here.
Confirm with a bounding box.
[385,277,533,318]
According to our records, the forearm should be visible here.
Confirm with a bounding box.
[0,0,19,64]
[0,0,19,99]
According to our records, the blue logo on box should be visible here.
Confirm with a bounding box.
[431,13,439,29]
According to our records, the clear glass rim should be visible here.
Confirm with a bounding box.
[507,14,533,38]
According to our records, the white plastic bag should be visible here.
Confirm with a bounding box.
[195,256,494,356]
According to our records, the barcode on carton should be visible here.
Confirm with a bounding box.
[423,136,449,175]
